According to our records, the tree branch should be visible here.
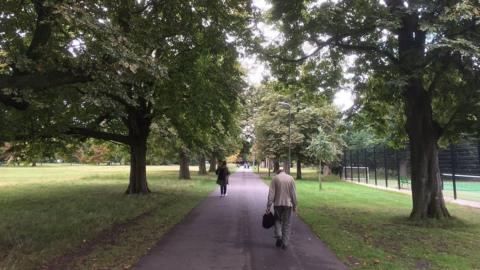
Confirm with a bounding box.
[26,0,56,60]
[99,90,136,110]
[427,72,440,93]
[266,38,332,63]
[66,127,130,145]
[334,41,399,65]
[0,92,29,110]
[132,0,166,14]
[0,72,91,91]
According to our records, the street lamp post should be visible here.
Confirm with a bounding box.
[278,101,291,174]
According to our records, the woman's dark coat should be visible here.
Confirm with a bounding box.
[215,166,230,185]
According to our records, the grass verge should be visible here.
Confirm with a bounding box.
[0,165,216,269]
[261,172,480,270]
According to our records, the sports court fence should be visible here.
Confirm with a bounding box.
[342,140,480,203]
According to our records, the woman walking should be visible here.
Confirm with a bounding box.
[215,161,230,197]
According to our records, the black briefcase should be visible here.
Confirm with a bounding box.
[262,212,275,229]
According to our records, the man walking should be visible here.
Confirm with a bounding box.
[266,168,297,249]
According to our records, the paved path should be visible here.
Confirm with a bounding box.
[133,168,347,270]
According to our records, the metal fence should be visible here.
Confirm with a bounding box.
[342,140,480,203]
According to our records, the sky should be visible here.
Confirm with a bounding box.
[241,0,354,112]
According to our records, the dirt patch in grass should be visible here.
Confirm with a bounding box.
[346,255,364,268]
[415,259,431,269]
[42,208,156,270]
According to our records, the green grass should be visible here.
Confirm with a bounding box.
[0,165,216,270]
[261,172,480,270]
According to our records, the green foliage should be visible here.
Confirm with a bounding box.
[307,127,343,165]
[343,127,383,150]
[254,82,344,163]
[267,0,480,143]
[0,1,255,181]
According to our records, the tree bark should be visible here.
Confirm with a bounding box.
[393,7,450,219]
[273,160,280,173]
[198,154,207,175]
[179,150,191,179]
[125,136,150,194]
[125,109,151,194]
[208,153,217,173]
[296,159,302,179]
[283,160,289,174]
[406,79,450,219]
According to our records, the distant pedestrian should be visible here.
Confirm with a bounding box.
[266,168,297,249]
[215,161,230,197]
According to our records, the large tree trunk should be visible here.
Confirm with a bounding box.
[208,153,217,173]
[296,159,302,179]
[406,79,450,219]
[198,154,207,175]
[392,5,450,219]
[126,136,150,194]
[283,160,289,174]
[273,160,280,173]
[125,110,151,194]
[179,150,191,179]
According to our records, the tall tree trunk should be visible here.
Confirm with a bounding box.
[406,79,450,219]
[208,153,217,173]
[267,158,271,177]
[283,160,289,174]
[273,160,280,173]
[125,109,151,194]
[296,159,302,179]
[198,154,207,175]
[390,4,450,219]
[126,136,150,194]
[179,150,191,179]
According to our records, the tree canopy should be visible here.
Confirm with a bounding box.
[266,0,479,219]
[0,0,254,193]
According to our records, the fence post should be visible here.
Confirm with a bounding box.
[373,146,377,185]
[364,148,368,184]
[477,141,480,167]
[384,146,388,188]
[342,151,346,180]
[350,150,353,181]
[356,149,360,182]
[450,144,457,200]
[396,150,401,190]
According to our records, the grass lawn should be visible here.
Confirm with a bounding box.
[261,169,480,270]
[0,165,216,269]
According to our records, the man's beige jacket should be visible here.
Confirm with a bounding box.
[267,172,297,209]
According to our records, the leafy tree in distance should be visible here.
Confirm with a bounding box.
[268,0,480,219]
[254,83,343,178]
[307,127,344,189]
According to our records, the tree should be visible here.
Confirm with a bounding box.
[268,0,480,219]
[307,127,344,189]
[1,0,252,193]
[254,83,343,178]
[254,89,298,172]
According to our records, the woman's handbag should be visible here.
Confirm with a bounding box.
[262,212,275,229]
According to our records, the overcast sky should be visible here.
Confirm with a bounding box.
[241,0,354,112]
